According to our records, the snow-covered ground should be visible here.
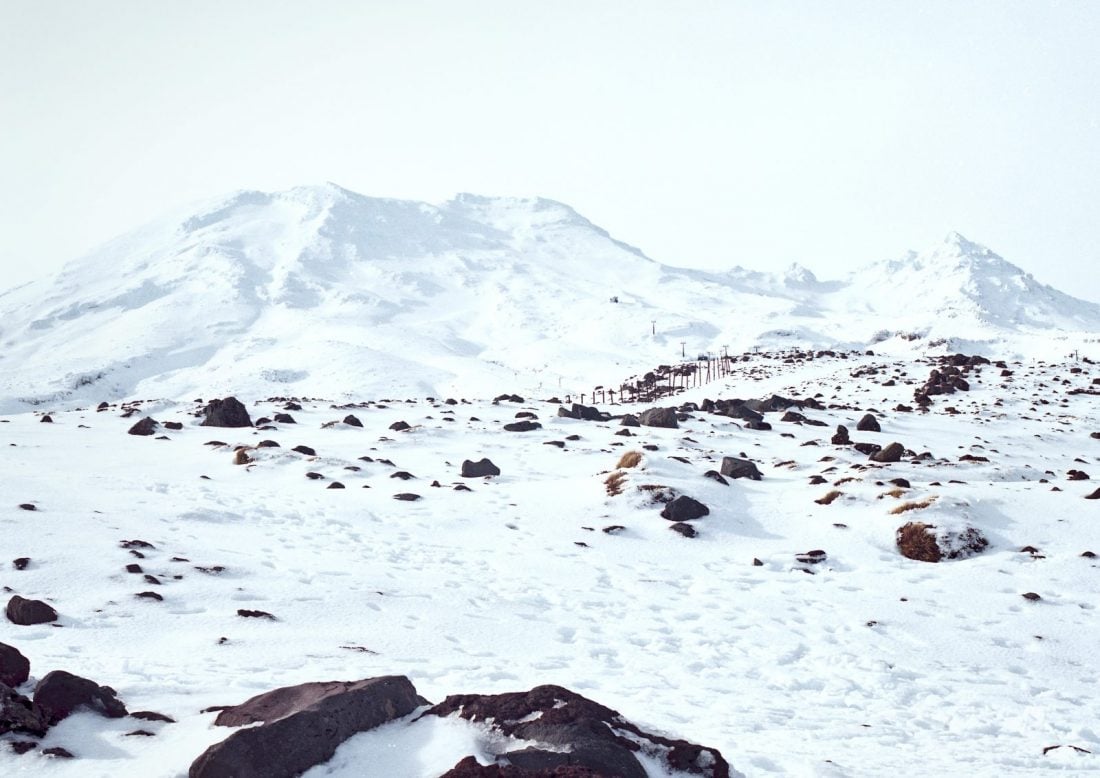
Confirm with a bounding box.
[3,348,1098,776]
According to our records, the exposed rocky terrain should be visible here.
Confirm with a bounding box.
[2,347,1098,775]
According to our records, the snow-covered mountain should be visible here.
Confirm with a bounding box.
[0,184,1096,411]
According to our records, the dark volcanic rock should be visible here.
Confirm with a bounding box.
[639,407,678,429]
[274,413,297,424]
[201,397,253,428]
[503,420,542,432]
[461,458,501,478]
[669,522,698,538]
[127,417,159,436]
[5,596,58,626]
[0,643,30,688]
[831,425,850,445]
[33,670,127,725]
[719,456,762,480]
[870,442,905,463]
[428,685,728,778]
[660,496,710,522]
[0,684,47,737]
[559,404,605,422]
[856,413,880,432]
[389,420,411,431]
[291,445,317,456]
[342,414,363,427]
[189,676,421,778]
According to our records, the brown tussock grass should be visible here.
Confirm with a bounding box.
[233,447,253,466]
[815,490,843,506]
[879,487,906,499]
[834,477,858,486]
[889,496,937,515]
[616,451,643,469]
[604,471,627,496]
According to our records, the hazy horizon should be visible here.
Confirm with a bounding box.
[3,1,1099,302]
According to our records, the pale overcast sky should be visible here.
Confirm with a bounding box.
[2,1,1099,301]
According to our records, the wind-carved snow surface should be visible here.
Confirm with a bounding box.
[0,185,1098,412]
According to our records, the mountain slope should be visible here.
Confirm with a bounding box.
[0,186,1097,411]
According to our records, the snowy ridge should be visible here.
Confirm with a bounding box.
[0,185,1097,411]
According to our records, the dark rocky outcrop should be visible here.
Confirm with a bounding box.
[660,496,710,522]
[719,457,762,481]
[201,397,253,428]
[503,420,542,432]
[461,458,501,478]
[669,522,698,538]
[5,596,58,626]
[428,685,729,778]
[639,407,678,429]
[342,415,363,427]
[831,425,850,445]
[558,404,607,422]
[189,677,421,778]
[856,413,880,432]
[0,643,30,687]
[870,442,905,463]
[127,417,159,436]
[33,670,127,725]
[0,684,47,737]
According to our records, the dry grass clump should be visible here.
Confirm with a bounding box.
[815,490,843,506]
[889,496,937,515]
[616,450,643,469]
[604,471,627,496]
[834,477,858,486]
[896,521,941,562]
[879,487,907,499]
[233,447,253,466]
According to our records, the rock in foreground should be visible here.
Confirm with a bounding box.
[429,684,730,778]
[189,676,420,778]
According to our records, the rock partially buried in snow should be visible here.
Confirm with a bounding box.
[200,397,253,428]
[127,417,159,436]
[33,670,128,725]
[856,413,881,432]
[0,683,48,737]
[720,456,762,481]
[461,458,501,478]
[503,420,541,432]
[189,676,421,778]
[871,442,906,463]
[0,642,31,687]
[639,407,678,429]
[5,595,58,626]
[428,684,730,778]
[660,495,710,522]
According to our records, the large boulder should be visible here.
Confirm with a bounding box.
[896,522,989,563]
[719,457,762,481]
[870,442,905,463]
[558,404,606,422]
[127,417,159,436]
[639,407,678,429]
[461,458,501,478]
[660,496,710,522]
[856,413,880,432]
[5,596,58,626]
[33,670,128,725]
[189,676,421,778]
[0,684,48,737]
[428,685,729,778]
[503,420,541,432]
[201,397,253,428]
[0,643,30,687]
